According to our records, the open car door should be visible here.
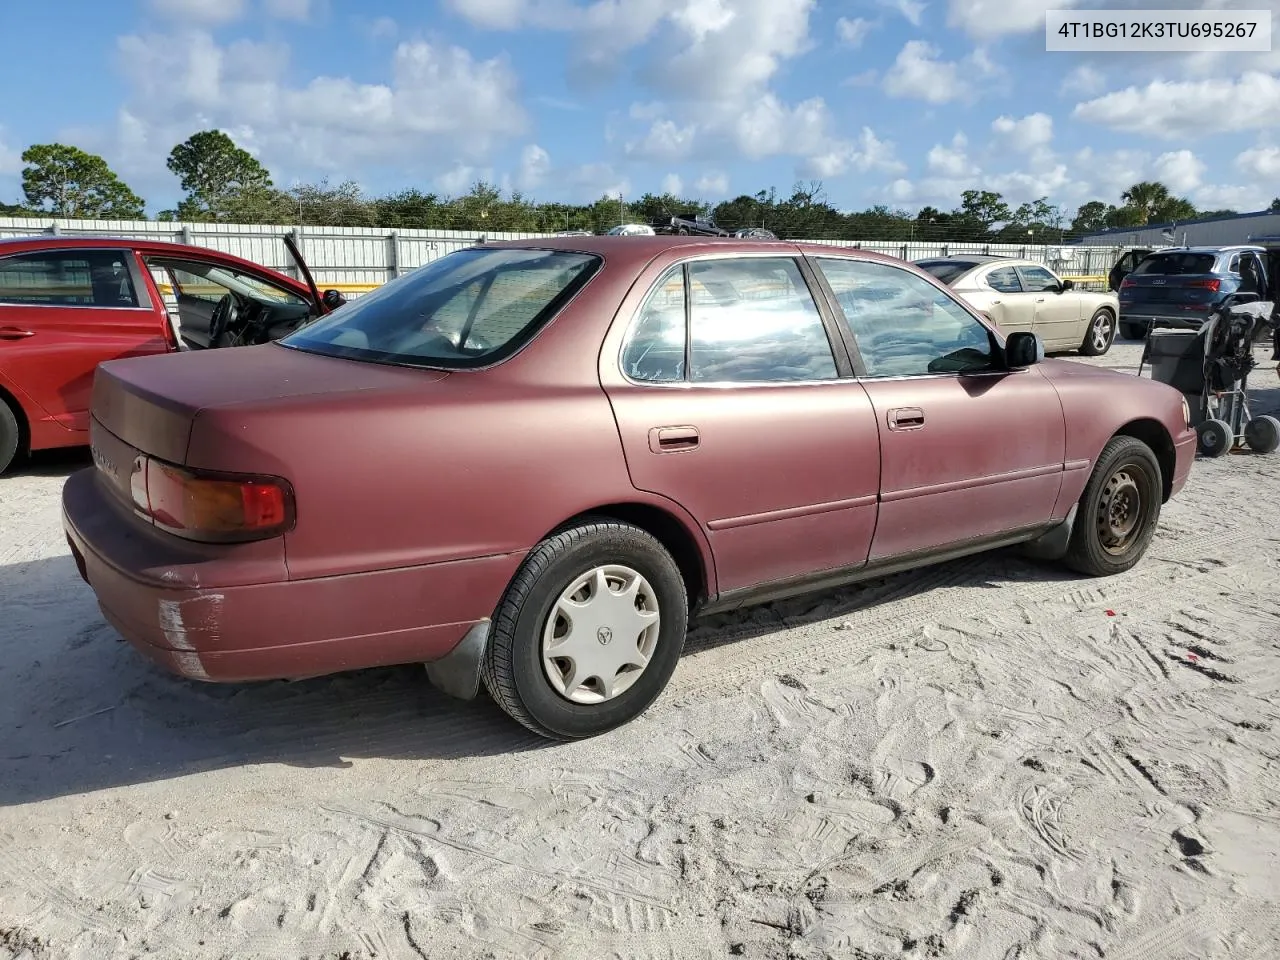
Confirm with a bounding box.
[282,233,347,316]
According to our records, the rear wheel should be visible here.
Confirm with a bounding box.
[1063,436,1162,577]
[1080,308,1116,356]
[0,399,21,475]
[1244,415,1280,454]
[481,520,688,740]
[1197,418,1234,457]
[1119,321,1147,341]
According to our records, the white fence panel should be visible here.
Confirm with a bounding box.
[0,216,1129,291]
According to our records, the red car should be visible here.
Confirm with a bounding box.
[0,234,341,474]
[62,237,1197,740]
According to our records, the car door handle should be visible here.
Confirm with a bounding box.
[887,407,925,431]
[989,299,1001,304]
[649,426,700,452]
[1034,297,1046,303]
[0,327,35,340]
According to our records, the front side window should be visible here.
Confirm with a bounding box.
[1015,265,1060,293]
[686,258,837,382]
[0,250,139,308]
[282,247,600,368]
[817,257,997,378]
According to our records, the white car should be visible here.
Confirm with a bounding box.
[914,255,1120,356]
[606,223,657,236]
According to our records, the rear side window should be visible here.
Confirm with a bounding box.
[282,247,600,369]
[0,250,140,308]
[620,257,839,384]
[1132,253,1218,275]
[986,266,1022,293]
[914,260,977,285]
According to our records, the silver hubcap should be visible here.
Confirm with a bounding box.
[1092,314,1112,350]
[541,565,661,704]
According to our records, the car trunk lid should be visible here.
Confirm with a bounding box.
[91,343,451,469]
[1120,252,1223,305]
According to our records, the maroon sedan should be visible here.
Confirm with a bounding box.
[62,237,1197,739]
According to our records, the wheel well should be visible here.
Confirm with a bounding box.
[1114,418,1174,501]
[547,503,709,605]
[0,382,30,457]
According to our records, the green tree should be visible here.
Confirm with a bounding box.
[20,143,145,218]
[167,130,273,220]
[1071,200,1109,234]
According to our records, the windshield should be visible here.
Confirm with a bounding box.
[1132,252,1218,276]
[914,260,977,285]
[280,247,600,368]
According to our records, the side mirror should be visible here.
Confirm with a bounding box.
[1060,279,1074,292]
[322,289,347,310]
[1005,331,1044,369]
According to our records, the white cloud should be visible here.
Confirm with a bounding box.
[1237,144,1280,179]
[927,133,974,178]
[102,30,528,189]
[367,16,398,39]
[436,164,486,195]
[1191,184,1269,212]
[1060,63,1105,96]
[879,0,925,26]
[147,0,247,23]
[836,16,873,46]
[626,119,698,161]
[947,0,1079,38]
[264,0,312,20]
[695,171,729,194]
[516,144,551,190]
[882,41,968,103]
[0,129,22,177]
[671,0,736,41]
[1073,72,1280,138]
[661,172,684,195]
[991,113,1053,151]
[803,127,905,178]
[1152,149,1205,194]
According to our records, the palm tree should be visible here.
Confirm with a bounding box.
[1120,181,1172,225]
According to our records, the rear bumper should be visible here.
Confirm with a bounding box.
[61,467,520,686]
[1120,311,1208,330]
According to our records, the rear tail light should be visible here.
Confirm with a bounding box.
[125,456,294,542]
[1120,278,1134,288]
[1187,279,1221,291]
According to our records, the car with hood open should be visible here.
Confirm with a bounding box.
[0,233,344,474]
[62,236,1197,740]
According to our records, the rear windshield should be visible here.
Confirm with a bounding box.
[281,247,600,368]
[914,260,977,285]
[1131,252,1218,276]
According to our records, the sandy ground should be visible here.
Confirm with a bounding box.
[2,341,1279,960]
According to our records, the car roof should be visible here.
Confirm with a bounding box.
[1145,245,1263,254]
[919,254,1013,263]
[479,234,911,267]
[0,234,203,252]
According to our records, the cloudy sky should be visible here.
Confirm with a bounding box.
[1,0,1279,217]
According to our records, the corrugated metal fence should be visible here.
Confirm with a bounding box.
[0,217,1126,293]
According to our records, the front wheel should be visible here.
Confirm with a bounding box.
[0,399,21,475]
[1063,436,1163,577]
[1080,309,1116,356]
[481,521,689,740]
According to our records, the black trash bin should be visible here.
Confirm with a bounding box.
[1143,329,1206,424]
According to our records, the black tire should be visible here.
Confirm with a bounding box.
[1197,418,1234,458]
[481,521,688,740]
[1079,308,1116,356]
[0,399,21,476]
[1119,321,1147,341]
[1063,436,1163,577]
[1244,415,1280,454]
